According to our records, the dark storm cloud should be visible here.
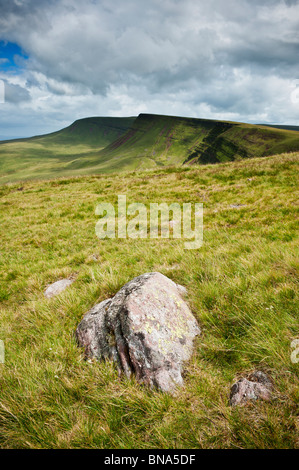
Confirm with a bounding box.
[0,0,298,136]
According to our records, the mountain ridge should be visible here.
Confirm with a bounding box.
[96,113,299,167]
[1,113,299,183]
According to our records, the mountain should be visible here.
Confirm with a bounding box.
[1,113,299,183]
[0,117,135,184]
[98,114,299,168]
[29,116,137,147]
[0,116,136,146]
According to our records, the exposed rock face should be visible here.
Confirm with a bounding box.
[76,272,200,392]
[229,371,273,406]
[44,279,74,298]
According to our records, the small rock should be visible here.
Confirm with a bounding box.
[76,272,200,393]
[229,371,273,406]
[44,278,74,298]
[248,370,273,388]
[164,263,181,271]
[230,203,246,209]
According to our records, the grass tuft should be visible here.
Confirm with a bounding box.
[0,152,298,448]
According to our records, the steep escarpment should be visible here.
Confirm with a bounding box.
[98,113,299,167]
[1,113,299,183]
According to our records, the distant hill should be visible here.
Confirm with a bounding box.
[0,116,136,146]
[29,116,137,147]
[94,113,299,170]
[1,113,299,183]
[0,116,135,184]
[257,124,299,132]
[0,135,27,141]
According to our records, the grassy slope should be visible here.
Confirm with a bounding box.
[96,114,299,168]
[1,114,299,184]
[0,152,298,448]
[0,117,135,184]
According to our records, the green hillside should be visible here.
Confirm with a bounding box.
[33,116,137,147]
[0,117,135,184]
[98,114,299,168]
[1,113,299,183]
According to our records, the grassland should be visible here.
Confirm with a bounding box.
[1,114,299,184]
[0,152,298,448]
[0,117,135,184]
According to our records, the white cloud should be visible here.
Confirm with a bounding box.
[0,0,298,138]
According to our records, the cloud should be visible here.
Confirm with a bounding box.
[2,80,31,103]
[0,0,298,138]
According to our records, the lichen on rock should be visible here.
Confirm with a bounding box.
[76,272,200,392]
[229,371,273,406]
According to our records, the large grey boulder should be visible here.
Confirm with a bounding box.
[76,272,200,392]
[229,371,273,406]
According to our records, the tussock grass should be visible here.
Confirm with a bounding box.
[0,152,298,448]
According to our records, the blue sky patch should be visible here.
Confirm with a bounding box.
[0,41,29,72]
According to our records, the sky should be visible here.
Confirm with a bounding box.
[0,0,298,139]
